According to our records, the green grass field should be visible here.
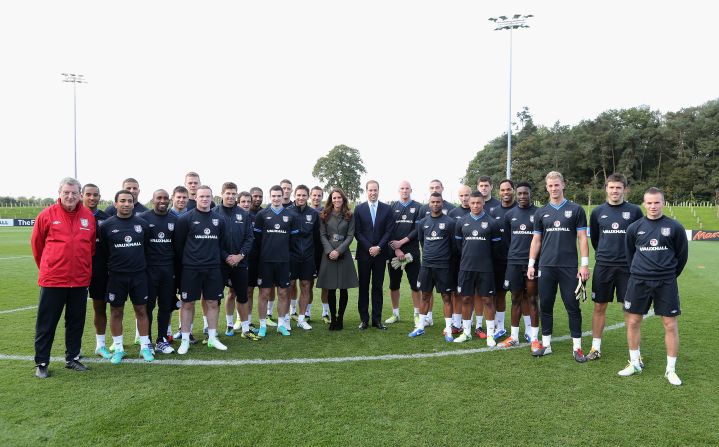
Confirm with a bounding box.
[0,227,717,446]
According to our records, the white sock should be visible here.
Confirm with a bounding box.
[496,311,505,330]
[190,323,194,332]
[542,334,552,348]
[667,356,677,372]
[393,308,400,317]
[427,311,433,321]
[523,315,531,331]
[592,338,602,352]
[510,326,519,341]
[629,349,641,366]
[322,303,329,315]
[531,327,539,342]
[139,335,151,349]
[476,315,484,329]
[572,337,582,351]
[167,325,172,336]
[202,316,208,330]
[290,299,297,312]
[462,319,472,336]
[135,319,139,339]
[452,313,461,327]
[487,320,495,338]
[242,321,250,333]
[248,313,253,324]
[267,301,273,315]
[181,332,190,342]
[284,316,291,329]
[306,303,312,316]
[260,318,266,327]
[444,317,452,332]
[208,328,217,340]
[96,334,106,348]
[298,314,305,323]
[113,335,124,351]
[226,315,234,327]
[413,307,420,317]
[418,314,427,330]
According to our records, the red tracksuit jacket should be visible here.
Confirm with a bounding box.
[31,200,96,287]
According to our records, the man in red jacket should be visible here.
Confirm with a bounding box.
[31,177,96,378]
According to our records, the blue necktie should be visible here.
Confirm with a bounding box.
[370,203,376,226]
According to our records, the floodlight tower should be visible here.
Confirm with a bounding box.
[488,14,532,179]
[61,73,87,179]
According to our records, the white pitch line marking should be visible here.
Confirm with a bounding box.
[0,321,636,366]
[0,256,32,261]
[0,305,37,314]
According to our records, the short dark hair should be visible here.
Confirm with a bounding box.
[196,185,212,195]
[311,186,323,193]
[470,191,484,199]
[429,192,442,199]
[122,177,139,186]
[221,182,238,193]
[172,185,189,196]
[295,184,310,195]
[280,179,292,186]
[644,187,665,200]
[499,178,514,189]
[114,189,134,203]
[477,175,492,185]
[366,180,379,190]
[515,181,531,190]
[270,185,283,194]
[606,173,628,187]
[81,183,99,193]
[429,179,443,187]
[249,187,263,195]
[238,191,251,200]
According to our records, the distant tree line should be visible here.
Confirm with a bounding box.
[465,100,719,204]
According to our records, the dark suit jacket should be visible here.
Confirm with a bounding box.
[354,201,394,261]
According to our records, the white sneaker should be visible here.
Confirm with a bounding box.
[665,370,682,386]
[454,333,471,343]
[618,362,642,376]
[207,338,228,351]
[426,317,434,326]
[233,320,242,331]
[487,336,496,348]
[177,340,190,355]
[298,321,312,331]
[385,315,400,324]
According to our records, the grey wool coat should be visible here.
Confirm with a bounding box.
[315,212,359,289]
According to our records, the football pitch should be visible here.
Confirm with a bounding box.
[0,227,717,446]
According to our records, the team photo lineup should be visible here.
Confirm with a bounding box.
[32,170,687,386]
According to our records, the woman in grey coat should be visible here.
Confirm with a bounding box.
[316,188,358,330]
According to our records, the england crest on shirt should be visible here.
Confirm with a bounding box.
[168,223,174,231]
[283,216,289,222]
[439,223,445,229]
[622,212,631,220]
[530,216,534,223]
[134,225,142,233]
[306,215,312,222]
[80,218,88,228]
[481,222,488,229]
[410,208,416,213]
[661,227,671,236]
[236,214,242,222]
[442,209,447,215]
[212,219,219,226]
[564,210,572,218]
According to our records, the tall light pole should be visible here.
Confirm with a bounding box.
[61,73,87,180]
[489,14,532,179]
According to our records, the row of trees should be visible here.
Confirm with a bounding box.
[0,197,55,207]
[465,100,719,204]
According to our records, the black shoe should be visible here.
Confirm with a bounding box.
[189,333,198,345]
[358,322,369,330]
[337,318,344,331]
[372,322,388,330]
[328,320,338,331]
[35,364,49,379]
[65,359,89,372]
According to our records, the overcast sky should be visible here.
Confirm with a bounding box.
[1,1,717,204]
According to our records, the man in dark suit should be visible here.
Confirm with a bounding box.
[354,180,394,330]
